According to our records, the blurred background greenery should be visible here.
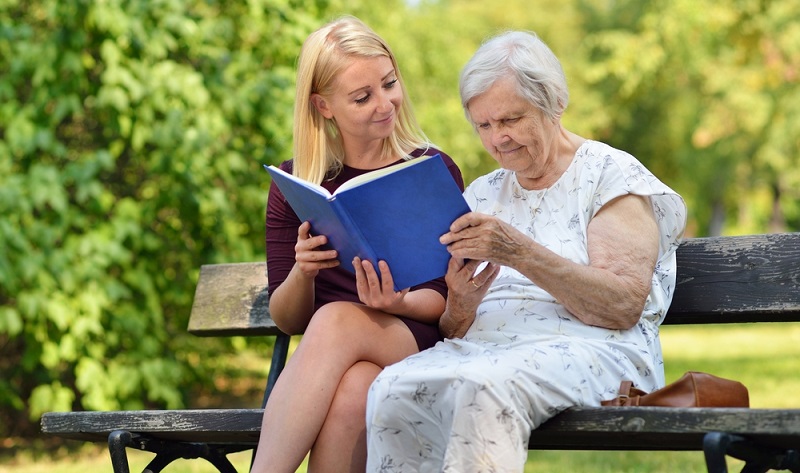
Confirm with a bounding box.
[1,0,799,470]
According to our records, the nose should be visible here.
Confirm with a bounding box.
[376,92,393,113]
[490,126,509,147]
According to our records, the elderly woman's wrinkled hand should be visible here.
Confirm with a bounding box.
[445,256,500,305]
[440,212,526,267]
[438,256,500,339]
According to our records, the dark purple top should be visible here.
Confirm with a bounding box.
[265,147,464,350]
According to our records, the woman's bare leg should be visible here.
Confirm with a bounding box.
[249,302,418,473]
[308,360,381,472]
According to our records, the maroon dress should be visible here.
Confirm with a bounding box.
[265,147,465,350]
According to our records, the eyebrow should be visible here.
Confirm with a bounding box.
[476,111,525,125]
[347,68,397,97]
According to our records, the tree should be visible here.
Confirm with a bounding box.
[368,0,800,236]
[572,0,800,235]
[0,0,333,437]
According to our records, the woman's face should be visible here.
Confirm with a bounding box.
[467,78,560,188]
[312,55,403,150]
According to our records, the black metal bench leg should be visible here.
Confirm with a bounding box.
[704,431,800,473]
[108,429,246,473]
[262,332,291,407]
[704,431,735,473]
[143,449,184,473]
[142,447,238,473]
[250,332,292,472]
[200,449,240,473]
[108,430,134,473]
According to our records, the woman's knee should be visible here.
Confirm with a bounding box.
[303,301,368,342]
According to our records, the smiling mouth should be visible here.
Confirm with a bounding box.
[498,146,522,154]
[375,111,395,124]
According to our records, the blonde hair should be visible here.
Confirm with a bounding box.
[292,16,429,184]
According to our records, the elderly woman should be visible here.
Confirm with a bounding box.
[365,30,686,472]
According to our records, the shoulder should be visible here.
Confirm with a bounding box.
[268,160,295,201]
[410,145,465,189]
[576,140,686,229]
[278,159,294,173]
[576,140,641,171]
[410,145,456,164]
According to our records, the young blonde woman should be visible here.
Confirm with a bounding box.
[250,16,464,473]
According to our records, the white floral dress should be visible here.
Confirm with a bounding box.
[366,140,687,473]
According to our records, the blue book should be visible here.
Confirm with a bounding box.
[265,154,471,291]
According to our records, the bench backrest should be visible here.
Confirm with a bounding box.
[187,233,800,336]
[669,233,800,324]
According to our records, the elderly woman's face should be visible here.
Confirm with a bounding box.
[468,78,560,188]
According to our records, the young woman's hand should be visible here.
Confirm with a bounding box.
[352,257,410,314]
[294,221,340,279]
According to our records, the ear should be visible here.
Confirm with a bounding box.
[310,93,334,119]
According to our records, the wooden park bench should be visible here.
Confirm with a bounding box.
[41,232,800,473]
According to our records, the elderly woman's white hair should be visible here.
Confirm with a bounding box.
[459,31,569,122]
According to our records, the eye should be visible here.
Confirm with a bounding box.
[355,94,370,104]
[476,122,490,130]
[384,78,398,89]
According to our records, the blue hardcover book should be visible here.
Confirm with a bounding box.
[265,154,471,291]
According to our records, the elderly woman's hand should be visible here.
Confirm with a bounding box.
[439,256,500,338]
[440,212,527,267]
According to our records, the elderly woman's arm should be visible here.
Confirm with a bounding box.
[440,194,659,330]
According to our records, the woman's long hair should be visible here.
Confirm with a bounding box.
[292,16,429,184]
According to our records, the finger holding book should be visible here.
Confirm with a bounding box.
[352,257,410,314]
[444,256,499,302]
[294,221,339,278]
[441,211,529,268]
[439,256,498,339]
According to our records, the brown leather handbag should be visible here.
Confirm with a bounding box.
[601,371,749,407]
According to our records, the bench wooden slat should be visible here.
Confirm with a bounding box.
[185,233,800,336]
[41,406,800,451]
[668,233,800,324]
[187,263,279,337]
[530,406,800,451]
[41,409,262,444]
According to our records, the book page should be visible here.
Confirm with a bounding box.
[335,156,430,194]
[266,165,332,199]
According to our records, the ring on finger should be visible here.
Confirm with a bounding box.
[470,279,480,289]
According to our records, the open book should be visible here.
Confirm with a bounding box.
[265,154,471,290]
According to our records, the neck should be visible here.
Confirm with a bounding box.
[518,126,586,190]
[342,140,393,170]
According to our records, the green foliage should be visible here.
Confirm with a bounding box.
[365,0,800,236]
[567,0,800,235]
[0,0,333,436]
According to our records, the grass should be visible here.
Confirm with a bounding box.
[4,322,799,472]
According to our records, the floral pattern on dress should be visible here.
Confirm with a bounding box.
[366,140,687,473]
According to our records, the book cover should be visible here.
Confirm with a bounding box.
[265,154,471,290]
